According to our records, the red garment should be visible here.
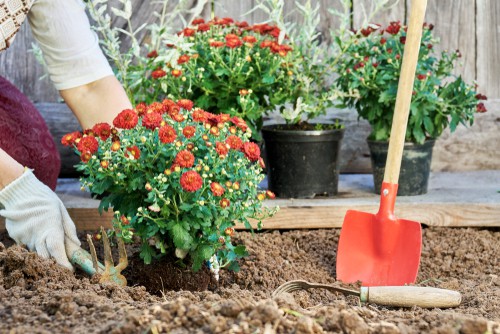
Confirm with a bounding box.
[0,76,60,190]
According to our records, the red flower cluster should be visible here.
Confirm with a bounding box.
[210,182,225,196]
[152,69,167,79]
[142,112,163,130]
[159,125,177,143]
[61,131,82,146]
[77,136,98,154]
[242,142,260,162]
[385,21,402,35]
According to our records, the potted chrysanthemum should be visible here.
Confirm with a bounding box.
[62,99,277,281]
[334,21,487,195]
[126,17,295,140]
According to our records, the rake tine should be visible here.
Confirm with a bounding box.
[114,227,128,272]
[100,226,115,269]
[86,234,99,273]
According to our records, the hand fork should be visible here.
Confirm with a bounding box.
[66,226,128,286]
[272,280,461,308]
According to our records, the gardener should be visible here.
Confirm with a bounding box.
[0,0,132,270]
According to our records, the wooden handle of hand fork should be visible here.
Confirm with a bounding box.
[384,0,428,184]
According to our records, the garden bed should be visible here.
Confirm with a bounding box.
[1,226,499,333]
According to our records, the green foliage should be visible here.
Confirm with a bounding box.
[64,100,277,271]
[334,21,487,144]
[126,18,297,140]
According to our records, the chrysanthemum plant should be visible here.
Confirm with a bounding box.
[62,99,277,271]
[334,21,487,144]
[128,17,296,139]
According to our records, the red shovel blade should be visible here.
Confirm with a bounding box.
[336,182,422,286]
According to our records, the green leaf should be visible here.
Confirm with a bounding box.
[234,245,249,257]
[171,223,193,249]
[140,243,155,264]
[262,75,275,84]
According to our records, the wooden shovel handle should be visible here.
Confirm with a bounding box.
[384,0,428,184]
[361,286,462,308]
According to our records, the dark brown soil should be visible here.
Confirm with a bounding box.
[1,227,499,333]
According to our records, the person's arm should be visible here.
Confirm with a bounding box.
[60,75,132,129]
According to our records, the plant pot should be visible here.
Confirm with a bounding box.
[368,139,435,196]
[261,124,345,198]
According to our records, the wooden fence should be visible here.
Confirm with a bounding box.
[0,0,499,174]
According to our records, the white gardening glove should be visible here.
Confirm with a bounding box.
[0,169,81,271]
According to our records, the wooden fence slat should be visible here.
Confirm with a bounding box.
[417,0,476,86]
[353,0,406,28]
[0,23,59,103]
[477,0,500,98]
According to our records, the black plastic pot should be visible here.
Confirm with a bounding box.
[368,139,435,196]
[261,124,345,198]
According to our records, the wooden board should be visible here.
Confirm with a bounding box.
[477,0,500,98]
[1,171,498,231]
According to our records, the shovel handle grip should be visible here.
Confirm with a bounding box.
[361,286,462,308]
[384,0,428,184]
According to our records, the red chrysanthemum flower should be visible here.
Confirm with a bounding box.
[400,36,406,44]
[385,21,401,35]
[236,21,249,28]
[177,54,190,65]
[417,74,427,81]
[242,142,260,161]
[182,126,196,138]
[113,109,139,129]
[192,108,209,122]
[180,171,203,192]
[260,40,273,48]
[210,182,225,196]
[476,103,487,113]
[210,127,220,137]
[192,18,205,25]
[92,123,112,141]
[80,151,92,163]
[147,50,158,58]
[142,112,163,130]
[149,101,167,114]
[197,23,210,32]
[231,116,248,132]
[158,125,177,143]
[77,136,99,154]
[171,113,185,122]
[171,69,182,77]
[152,69,167,79]
[210,41,224,48]
[175,150,195,168]
[125,145,141,160]
[475,93,487,100]
[135,102,148,116]
[242,35,257,43]
[61,131,82,146]
[177,99,194,111]
[225,135,243,150]
[181,28,196,37]
[216,142,229,156]
[216,113,231,124]
[111,141,121,151]
[226,36,242,48]
[219,198,230,208]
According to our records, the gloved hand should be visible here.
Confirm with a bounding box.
[0,169,81,271]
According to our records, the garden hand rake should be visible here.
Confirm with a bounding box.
[65,226,128,286]
[336,0,427,286]
[272,280,462,308]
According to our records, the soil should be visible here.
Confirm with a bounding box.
[0,227,499,333]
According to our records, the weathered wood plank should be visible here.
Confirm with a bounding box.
[422,0,476,85]
[477,0,500,98]
[353,0,406,28]
[2,171,498,231]
[0,23,59,103]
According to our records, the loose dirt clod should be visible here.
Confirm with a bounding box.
[0,227,499,333]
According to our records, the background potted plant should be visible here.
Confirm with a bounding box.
[62,99,277,278]
[334,20,488,195]
[256,0,386,199]
[125,16,295,140]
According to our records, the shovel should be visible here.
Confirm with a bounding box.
[336,0,427,286]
